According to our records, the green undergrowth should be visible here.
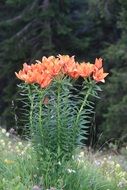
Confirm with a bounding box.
[0,128,127,190]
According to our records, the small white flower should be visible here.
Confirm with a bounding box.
[116,163,120,168]
[108,156,112,160]
[103,157,107,161]
[6,132,9,137]
[2,142,5,146]
[1,129,6,134]
[67,169,72,173]
[94,160,101,166]
[21,151,24,155]
[72,169,76,173]
[0,139,4,143]
[18,142,22,146]
[58,161,61,165]
[67,168,76,173]
[117,181,124,188]
[79,151,84,157]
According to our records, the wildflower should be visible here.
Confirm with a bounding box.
[8,145,11,149]
[9,128,16,134]
[15,55,108,85]
[18,142,22,146]
[1,128,6,134]
[94,58,103,70]
[58,54,76,74]
[0,139,4,143]
[117,178,127,188]
[116,163,120,168]
[93,68,109,83]
[6,132,9,137]
[39,73,52,88]
[94,160,101,167]
[15,63,33,84]
[79,62,94,78]
[108,156,112,160]
[67,168,76,173]
[58,161,61,165]
[21,151,25,155]
[79,151,84,157]
[2,142,5,146]
[43,57,62,77]
[68,66,80,78]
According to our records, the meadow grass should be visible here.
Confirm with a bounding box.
[0,127,127,190]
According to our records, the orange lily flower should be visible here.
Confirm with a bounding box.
[15,65,36,84]
[58,54,75,74]
[68,63,80,79]
[93,68,109,83]
[47,58,62,77]
[15,63,32,83]
[79,62,94,78]
[39,74,52,88]
[15,55,109,86]
[94,58,103,71]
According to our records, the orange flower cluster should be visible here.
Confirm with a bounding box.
[15,55,108,88]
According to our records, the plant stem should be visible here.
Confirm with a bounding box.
[75,85,92,126]
[73,84,93,146]
[56,81,61,159]
[28,85,34,132]
[39,90,44,139]
[38,89,46,159]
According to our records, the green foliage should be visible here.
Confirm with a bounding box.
[1,128,127,189]
[19,78,98,166]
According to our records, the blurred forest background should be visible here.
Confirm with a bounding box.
[0,0,127,146]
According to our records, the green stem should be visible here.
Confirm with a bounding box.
[73,83,93,146]
[39,90,43,137]
[28,85,34,132]
[56,82,61,158]
[38,89,46,157]
[75,86,92,126]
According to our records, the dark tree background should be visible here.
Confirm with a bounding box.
[0,0,127,144]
